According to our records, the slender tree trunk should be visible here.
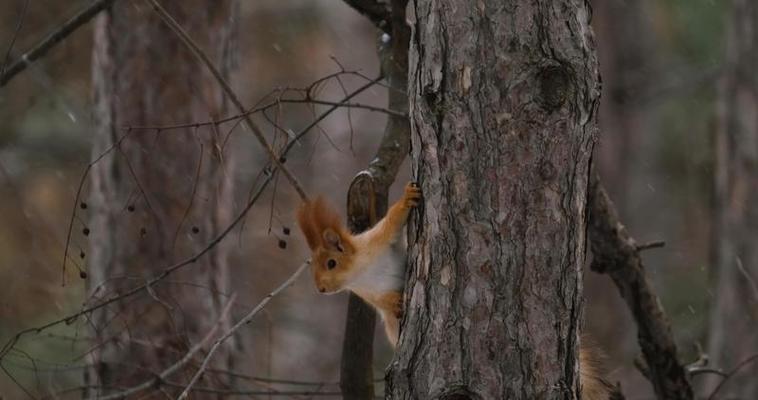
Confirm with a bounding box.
[387,1,599,398]
[85,1,238,397]
[340,1,411,398]
[707,0,758,397]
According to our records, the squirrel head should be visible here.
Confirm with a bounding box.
[297,197,356,293]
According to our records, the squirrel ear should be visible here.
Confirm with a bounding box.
[322,228,344,252]
[297,202,319,251]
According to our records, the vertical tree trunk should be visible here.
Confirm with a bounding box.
[707,0,758,397]
[86,1,238,397]
[340,2,411,397]
[388,1,599,399]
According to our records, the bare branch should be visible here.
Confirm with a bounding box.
[0,0,117,87]
[588,172,693,400]
[0,72,382,367]
[84,295,236,400]
[636,240,666,251]
[735,257,758,302]
[176,261,310,399]
[707,353,758,400]
[148,0,309,201]
[1,0,30,80]
[342,0,392,33]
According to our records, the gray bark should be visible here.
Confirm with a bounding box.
[86,1,238,397]
[706,0,758,397]
[387,1,599,399]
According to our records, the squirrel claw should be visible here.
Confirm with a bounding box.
[404,182,422,207]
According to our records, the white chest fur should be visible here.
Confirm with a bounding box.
[346,244,406,295]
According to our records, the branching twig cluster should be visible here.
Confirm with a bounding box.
[2,61,389,400]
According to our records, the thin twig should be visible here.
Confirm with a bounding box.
[0,0,117,87]
[706,353,758,400]
[0,73,382,366]
[177,261,310,399]
[1,0,30,79]
[83,295,236,400]
[148,0,308,201]
[124,77,389,131]
[636,240,665,251]
[735,257,758,302]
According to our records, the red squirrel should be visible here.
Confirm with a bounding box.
[297,182,610,399]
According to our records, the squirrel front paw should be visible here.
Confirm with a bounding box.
[403,182,422,208]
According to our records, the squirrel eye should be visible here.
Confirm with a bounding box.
[326,259,337,270]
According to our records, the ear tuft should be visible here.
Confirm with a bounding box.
[297,201,319,250]
[296,196,353,252]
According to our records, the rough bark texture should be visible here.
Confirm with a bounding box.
[340,1,411,397]
[588,174,693,400]
[86,1,238,397]
[387,1,600,399]
[706,0,758,397]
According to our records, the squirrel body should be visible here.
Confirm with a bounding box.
[297,182,419,345]
[297,182,611,399]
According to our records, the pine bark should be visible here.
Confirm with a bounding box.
[86,1,238,397]
[387,1,600,399]
[707,0,758,397]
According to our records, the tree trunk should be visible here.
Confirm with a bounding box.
[707,0,758,397]
[85,1,238,397]
[387,1,599,399]
[340,2,411,399]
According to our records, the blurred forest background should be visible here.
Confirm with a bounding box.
[0,0,745,399]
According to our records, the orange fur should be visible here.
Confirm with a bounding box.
[579,337,614,400]
[296,183,419,298]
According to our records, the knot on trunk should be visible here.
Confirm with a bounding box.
[537,65,572,111]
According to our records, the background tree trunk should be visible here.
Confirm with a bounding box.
[387,1,599,398]
[340,1,411,398]
[86,1,238,397]
[588,0,652,389]
[707,0,758,397]
[591,0,651,214]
